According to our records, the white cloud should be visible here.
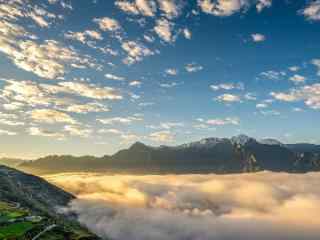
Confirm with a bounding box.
[64,102,109,114]
[198,0,270,16]
[105,74,125,81]
[260,70,286,80]
[289,66,300,72]
[30,109,77,124]
[289,74,306,84]
[165,68,178,76]
[158,0,182,19]
[93,17,121,31]
[271,83,320,109]
[57,82,123,100]
[197,0,249,16]
[0,38,91,79]
[210,83,244,91]
[251,33,266,42]
[149,122,184,130]
[154,18,175,43]
[311,59,320,76]
[301,0,320,21]
[64,124,92,138]
[256,0,272,12]
[47,172,320,240]
[200,117,240,126]
[97,116,143,125]
[136,0,157,17]
[216,94,241,103]
[160,82,178,88]
[98,128,124,135]
[64,30,103,44]
[3,102,24,111]
[149,130,175,142]
[28,127,65,139]
[183,28,192,39]
[129,81,142,87]
[256,103,268,109]
[0,112,24,126]
[0,129,17,136]
[115,0,157,16]
[185,63,203,73]
[115,1,140,15]
[122,41,154,64]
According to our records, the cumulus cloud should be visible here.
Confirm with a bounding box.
[260,70,286,80]
[210,83,244,91]
[0,129,17,136]
[149,130,175,142]
[97,116,143,125]
[115,0,157,17]
[63,102,109,114]
[56,82,123,100]
[64,30,103,44]
[121,41,154,64]
[183,28,192,39]
[105,73,126,81]
[311,59,320,75]
[198,117,240,126]
[271,83,320,109]
[0,112,24,126]
[115,1,140,15]
[216,93,241,103]
[48,172,320,240]
[28,127,65,139]
[197,0,271,16]
[129,81,142,87]
[93,17,121,31]
[158,0,183,19]
[30,109,77,124]
[185,63,203,73]
[301,0,320,21]
[0,2,95,80]
[136,0,157,16]
[0,79,121,115]
[289,74,306,84]
[159,82,179,88]
[165,68,178,76]
[251,33,266,42]
[154,18,175,43]
[64,124,92,138]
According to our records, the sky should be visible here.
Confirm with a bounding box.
[1,0,320,158]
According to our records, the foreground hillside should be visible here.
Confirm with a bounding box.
[19,135,320,174]
[0,165,101,240]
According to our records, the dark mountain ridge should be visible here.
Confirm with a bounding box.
[18,135,320,174]
[0,165,102,239]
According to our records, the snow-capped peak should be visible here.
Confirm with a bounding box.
[230,134,256,146]
[259,138,284,146]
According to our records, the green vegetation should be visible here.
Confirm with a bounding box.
[0,221,34,239]
[0,201,99,240]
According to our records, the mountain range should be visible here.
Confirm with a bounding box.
[17,135,320,174]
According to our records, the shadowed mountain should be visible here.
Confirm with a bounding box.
[18,135,320,175]
[0,165,74,216]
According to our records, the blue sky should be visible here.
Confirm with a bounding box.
[0,0,320,158]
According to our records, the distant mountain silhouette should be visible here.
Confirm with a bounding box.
[19,135,320,174]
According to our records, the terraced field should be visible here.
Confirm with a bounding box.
[0,201,98,240]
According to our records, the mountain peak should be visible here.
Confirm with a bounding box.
[231,134,256,146]
[130,141,149,150]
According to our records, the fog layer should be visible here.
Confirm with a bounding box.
[46,172,320,240]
